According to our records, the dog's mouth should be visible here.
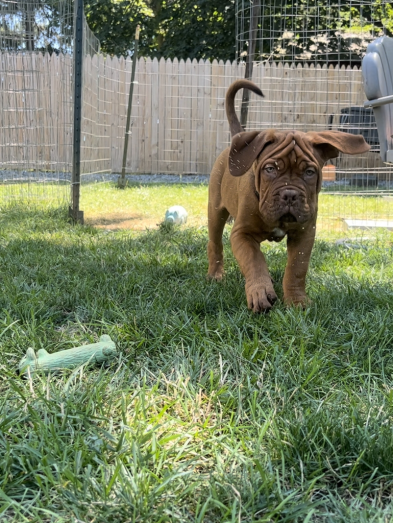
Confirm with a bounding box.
[280,212,297,223]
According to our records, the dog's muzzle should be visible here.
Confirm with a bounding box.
[275,187,310,224]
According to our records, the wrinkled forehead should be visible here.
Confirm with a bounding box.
[259,132,318,170]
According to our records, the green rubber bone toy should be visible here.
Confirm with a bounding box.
[19,334,117,376]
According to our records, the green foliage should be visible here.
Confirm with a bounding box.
[82,0,393,63]
[153,0,236,61]
[83,0,237,60]
[83,0,157,57]
[2,0,392,62]
[0,0,73,53]
[252,0,393,63]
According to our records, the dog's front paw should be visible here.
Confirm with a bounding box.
[246,282,277,313]
[207,265,224,281]
[207,272,224,282]
[283,293,311,308]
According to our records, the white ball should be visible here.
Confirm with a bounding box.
[165,205,188,225]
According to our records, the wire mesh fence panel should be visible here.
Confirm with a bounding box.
[236,0,391,65]
[0,0,74,205]
[0,0,392,233]
[235,0,393,232]
[76,55,391,179]
[106,57,245,177]
[235,0,393,182]
[246,61,390,178]
[79,21,110,179]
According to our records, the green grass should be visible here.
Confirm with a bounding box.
[79,182,393,238]
[2,181,393,235]
[79,181,209,231]
[1,191,393,522]
[0,183,69,207]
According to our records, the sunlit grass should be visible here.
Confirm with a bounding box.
[80,181,393,238]
[0,182,69,206]
[2,181,393,240]
[81,181,208,230]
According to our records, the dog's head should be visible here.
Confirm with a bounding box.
[228,129,370,228]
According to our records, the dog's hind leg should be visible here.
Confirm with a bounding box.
[207,202,230,281]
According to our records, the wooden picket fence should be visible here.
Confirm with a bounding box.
[0,52,73,173]
[0,52,387,177]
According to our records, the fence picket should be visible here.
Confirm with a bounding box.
[169,58,179,174]
[183,58,193,173]
[177,59,186,173]
[142,58,152,174]
[150,57,159,174]
[137,57,147,174]
[158,57,167,173]
[165,57,174,173]
[200,59,212,173]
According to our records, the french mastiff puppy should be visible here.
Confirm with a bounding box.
[207,79,370,312]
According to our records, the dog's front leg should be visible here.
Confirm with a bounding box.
[230,228,277,313]
[283,223,316,307]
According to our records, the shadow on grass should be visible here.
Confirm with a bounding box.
[0,202,69,229]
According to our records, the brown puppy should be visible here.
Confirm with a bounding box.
[207,79,370,312]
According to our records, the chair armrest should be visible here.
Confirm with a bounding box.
[364,94,393,109]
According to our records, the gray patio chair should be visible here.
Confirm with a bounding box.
[362,35,393,164]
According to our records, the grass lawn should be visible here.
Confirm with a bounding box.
[2,181,393,235]
[77,182,393,237]
[1,183,393,522]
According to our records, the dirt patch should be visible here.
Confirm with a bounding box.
[86,212,162,231]
[86,211,208,231]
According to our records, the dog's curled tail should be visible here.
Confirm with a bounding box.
[225,79,264,137]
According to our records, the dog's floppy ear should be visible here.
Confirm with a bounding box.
[306,131,371,163]
[229,131,273,177]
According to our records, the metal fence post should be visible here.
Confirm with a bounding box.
[240,0,261,129]
[70,0,84,223]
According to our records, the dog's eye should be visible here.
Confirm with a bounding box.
[264,165,276,175]
[304,168,316,177]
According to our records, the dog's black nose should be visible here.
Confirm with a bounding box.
[280,189,298,204]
